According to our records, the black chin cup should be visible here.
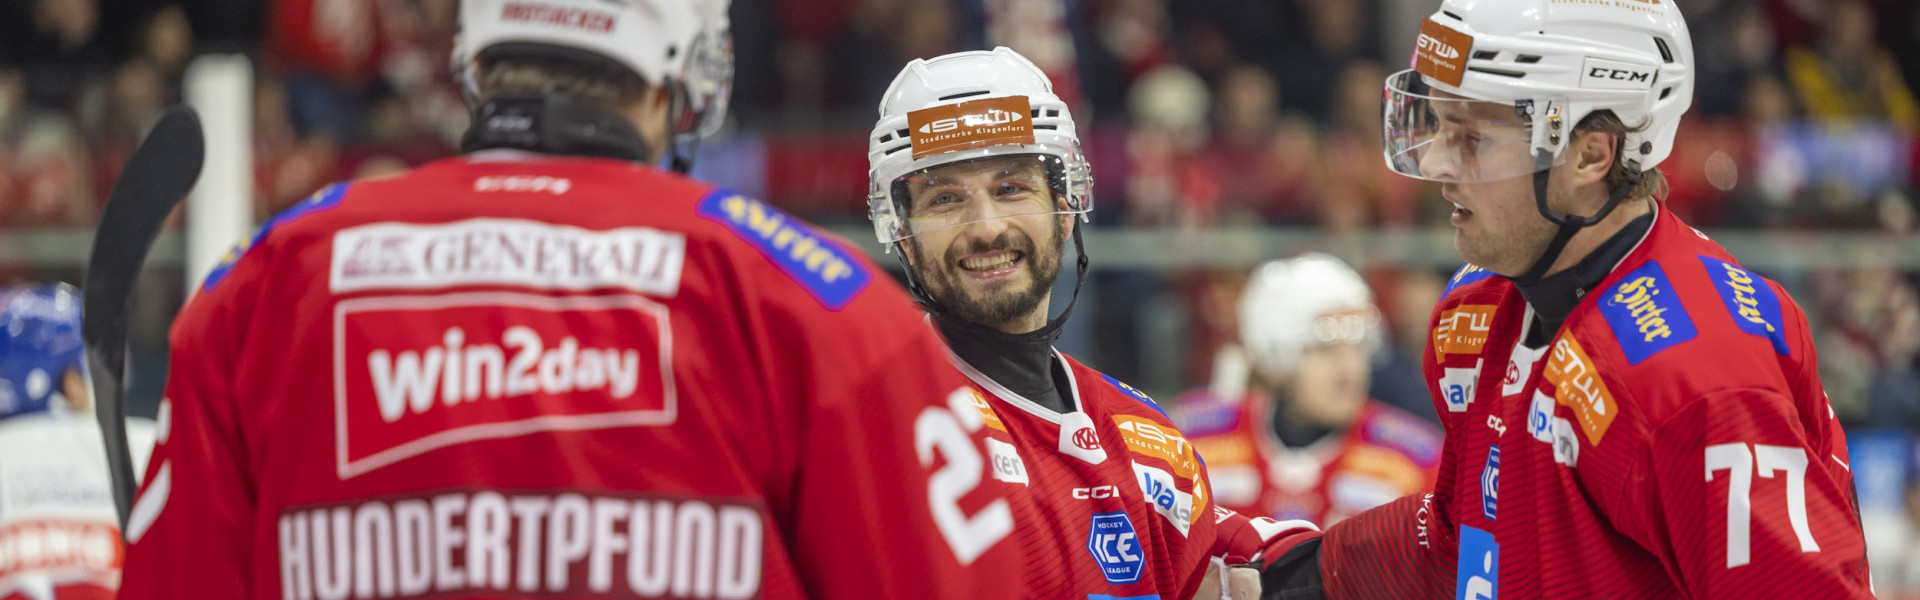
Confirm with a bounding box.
[896,221,1091,345]
[461,93,652,163]
[1511,150,1642,285]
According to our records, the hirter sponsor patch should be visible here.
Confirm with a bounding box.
[206,182,349,291]
[1443,263,1496,297]
[1699,256,1790,356]
[333,292,675,479]
[698,191,872,310]
[1597,261,1697,364]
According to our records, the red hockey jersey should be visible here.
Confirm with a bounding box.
[1319,205,1872,599]
[117,152,1023,599]
[1175,394,1440,526]
[953,351,1228,598]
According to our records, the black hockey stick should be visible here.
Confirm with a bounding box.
[82,106,205,531]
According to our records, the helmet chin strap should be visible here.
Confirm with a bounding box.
[1510,150,1642,286]
[897,222,1091,344]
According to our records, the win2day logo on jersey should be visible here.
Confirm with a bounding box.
[1086,511,1145,584]
[332,291,676,479]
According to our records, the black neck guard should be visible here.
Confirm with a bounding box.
[461,94,652,163]
[934,312,1074,413]
[1513,209,1655,347]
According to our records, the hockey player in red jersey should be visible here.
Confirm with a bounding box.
[864,47,1313,600]
[1255,0,1875,598]
[1176,254,1440,526]
[116,1,1024,598]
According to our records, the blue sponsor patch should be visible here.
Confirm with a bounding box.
[204,182,349,291]
[1597,261,1697,364]
[1086,511,1145,585]
[1444,263,1498,297]
[1456,525,1499,600]
[697,190,872,310]
[1361,408,1443,468]
[1101,373,1167,417]
[1698,256,1789,356]
[1481,446,1499,521]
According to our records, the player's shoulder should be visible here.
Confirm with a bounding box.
[1352,401,1444,469]
[1168,388,1245,438]
[1064,355,1172,420]
[1439,262,1508,304]
[690,188,881,313]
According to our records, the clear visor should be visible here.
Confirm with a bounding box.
[1382,69,1563,183]
[881,153,1084,243]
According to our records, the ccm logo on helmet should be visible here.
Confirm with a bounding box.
[1580,58,1658,90]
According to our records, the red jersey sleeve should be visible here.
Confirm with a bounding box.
[118,245,269,598]
[786,325,1020,598]
[1616,388,1871,599]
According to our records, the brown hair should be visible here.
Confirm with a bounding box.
[1574,110,1668,201]
[476,56,652,110]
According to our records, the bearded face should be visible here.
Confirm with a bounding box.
[899,155,1071,333]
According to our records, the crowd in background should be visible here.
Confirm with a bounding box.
[5,0,1920,589]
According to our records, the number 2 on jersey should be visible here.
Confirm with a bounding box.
[915,388,1015,565]
[1705,442,1821,568]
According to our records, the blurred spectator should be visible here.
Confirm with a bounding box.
[1269,0,1376,121]
[0,0,112,111]
[1124,64,1215,227]
[1816,265,1920,427]
[825,0,963,112]
[1319,60,1420,230]
[8,117,95,228]
[1784,0,1920,134]
[1692,2,1782,118]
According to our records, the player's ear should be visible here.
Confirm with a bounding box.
[1569,129,1616,188]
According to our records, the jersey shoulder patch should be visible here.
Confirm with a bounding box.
[1595,259,1698,365]
[1169,389,1241,437]
[1696,256,1791,356]
[1442,263,1498,297]
[1357,403,1443,468]
[1096,371,1167,417]
[203,182,350,291]
[696,189,872,310]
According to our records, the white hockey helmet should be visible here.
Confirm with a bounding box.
[866,47,1092,247]
[1239,253,1382,383]
[453,0,734,140]
[1383,0,1693,183]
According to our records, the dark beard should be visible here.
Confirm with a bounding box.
[914,218,1066,329]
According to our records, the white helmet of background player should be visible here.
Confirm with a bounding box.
[1383,0,1693,184]
[453,0,734,142]
[865,47,1092,248]
[1238,253,1382,384]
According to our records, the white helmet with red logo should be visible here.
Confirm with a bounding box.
[1239,253,1381,383]
[1383,0,1694,184]
[865,47,1092,247]
[453,0,733,140]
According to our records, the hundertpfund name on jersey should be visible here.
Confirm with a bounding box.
[333,292,676,479]
[276,491,763,600]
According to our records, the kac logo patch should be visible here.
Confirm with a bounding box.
[1481,446,1499,521]
[1598,261,1697,364]
[1699,256,1789,356]
[1457,525,1499,600]
[698,190,872,310]
[1086,511,1145,584]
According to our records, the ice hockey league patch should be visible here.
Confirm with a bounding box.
[698,190,872,310]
